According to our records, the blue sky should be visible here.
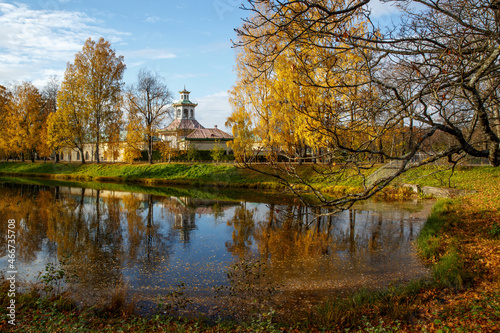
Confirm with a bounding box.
[0,0,400,130]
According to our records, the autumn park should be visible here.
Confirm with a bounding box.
[1,0,500,332]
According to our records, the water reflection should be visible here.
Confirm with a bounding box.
[0,181,430,308]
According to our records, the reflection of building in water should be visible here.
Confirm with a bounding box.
[168,196,238,243]
[173,212,197,243]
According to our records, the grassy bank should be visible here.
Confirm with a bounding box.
[0,161,274,187]
[1,163,500,331]
[310,166,500,332]
[1,160,499,190]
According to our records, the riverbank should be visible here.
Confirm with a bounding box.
[0,161,486,197]
[1,163,500,331]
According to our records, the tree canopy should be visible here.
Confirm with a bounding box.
[228,0,500,209]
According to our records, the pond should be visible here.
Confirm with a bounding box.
[0,178,431,318]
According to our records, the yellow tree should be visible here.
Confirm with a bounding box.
[8,82,44,162]
[157,140,181,163]
[48,64,90,163]
[0,85,12,159]
[229,0,391,209]
[226,94,256,163]
[227,8,277,162]
[229,2,370,165]
[73,37,126,163]
[123,110,143,163]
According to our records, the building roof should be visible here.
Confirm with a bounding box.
[173,100,198,106]
[185,128,233,140]
[162,119,205,131]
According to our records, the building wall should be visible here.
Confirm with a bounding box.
[56,139,232,163]
[58,142,126,163]
[187,140,232,152]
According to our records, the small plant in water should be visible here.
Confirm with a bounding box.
[250,309,281,333]
[213,259,281,320]
[157,281,193,315]
[38,262,70,295]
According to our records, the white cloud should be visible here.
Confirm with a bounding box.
[144,15,173,24]
[194,91,232,131]
[145,16,160,23]
[0,1,127,86]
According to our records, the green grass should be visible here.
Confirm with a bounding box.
[4,162,499,198]
[396,165,500,191]
[0,162,273,187]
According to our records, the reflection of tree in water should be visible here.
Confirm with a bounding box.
[223,202,421,267]
[254,205,334,264]
[225,202,257,258]
[0,184,57,263]
[122,194,175,272]
[48,188,125,288]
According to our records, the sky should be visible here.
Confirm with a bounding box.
[0,0,401,131]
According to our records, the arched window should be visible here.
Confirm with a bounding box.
[190,110,193,119]
[68,153,71,161]
[76,152,80,160]
[85,151,89,160]
[177,109,181,118]
[183,109,188,118]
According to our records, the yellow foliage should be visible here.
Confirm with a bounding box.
[228,1,382,162]
[158,140,181,163]
[123,112,143,163]
[7,82,44,161]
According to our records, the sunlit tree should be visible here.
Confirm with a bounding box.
[125,68,173,164]
[8,82,44,162]
[48,64,89,163]
[229,0,500,210]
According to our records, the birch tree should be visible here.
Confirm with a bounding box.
[125,68,173,164]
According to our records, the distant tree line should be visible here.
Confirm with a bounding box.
[0,38,175,165]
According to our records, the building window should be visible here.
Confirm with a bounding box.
[85,151,89,160]
[76,152,80,160]
[190,110,193,119]
[183,109,188,118]
[68,153,71,161]
[177,109,181,118]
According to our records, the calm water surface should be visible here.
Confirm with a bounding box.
[0,179,431,314]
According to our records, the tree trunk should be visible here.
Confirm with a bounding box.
[80,148,85,164]
[95,142,100,163]
[148,135,153,164]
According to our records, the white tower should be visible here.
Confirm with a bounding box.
[173,87,198,120]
